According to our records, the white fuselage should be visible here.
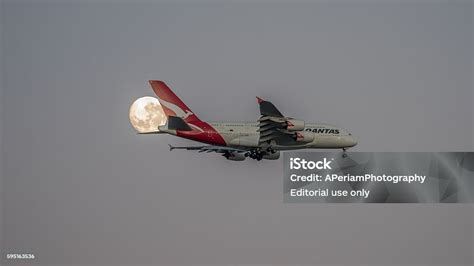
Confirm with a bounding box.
[209,122,357,150]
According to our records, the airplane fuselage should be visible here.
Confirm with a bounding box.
[164,121,357,151]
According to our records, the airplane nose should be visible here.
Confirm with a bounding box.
[345,135,358,147]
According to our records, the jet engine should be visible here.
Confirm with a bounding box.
[263,151,280,160]
[293,131,315,143]
[224,152,246,161]
[286,119,305,131]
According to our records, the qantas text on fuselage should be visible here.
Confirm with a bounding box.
[137,81,357,161]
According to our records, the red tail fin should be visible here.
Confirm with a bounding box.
[149,80,200,122]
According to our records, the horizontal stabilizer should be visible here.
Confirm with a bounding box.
[167,116,192,131]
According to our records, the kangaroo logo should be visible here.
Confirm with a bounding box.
[160,99,194,119]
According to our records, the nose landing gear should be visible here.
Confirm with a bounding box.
[342,147,348,158]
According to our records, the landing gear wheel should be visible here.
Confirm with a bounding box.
[248,148,266,161]
[266,146,276,154]
[342,148,348,158]
[223,151,231,159]
[248,151,257,160]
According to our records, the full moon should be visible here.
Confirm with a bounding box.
[129,96,167,133]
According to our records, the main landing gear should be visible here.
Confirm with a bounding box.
[244,146,276,161]
[223,151,232,159]
[245,149,264,161]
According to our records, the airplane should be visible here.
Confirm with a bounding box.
[142,80,357,161]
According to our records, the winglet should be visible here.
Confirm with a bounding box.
[257,98,284,117]
[168,144,175,151]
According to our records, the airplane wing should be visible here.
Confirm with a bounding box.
[256,97,298,145]
[168,144,248,153]
[257,97,284,117]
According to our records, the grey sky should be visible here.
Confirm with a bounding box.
[0,0,3,259]
[1,1,473,265]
